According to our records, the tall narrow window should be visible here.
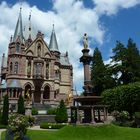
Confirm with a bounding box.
[27,61,31,77]
[10,62,13,73]
[46,63,49,79]
[14,62,18,74]
[37,45,41,57]
[16,44,20,52]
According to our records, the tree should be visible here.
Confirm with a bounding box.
[102,82,140,119]
[1,94,9,125]
[55,100,68,123]
[111,39,140,85]
[91,47,115,95]
[17,94,25,114]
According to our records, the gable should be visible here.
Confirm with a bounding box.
[25,37,52,58]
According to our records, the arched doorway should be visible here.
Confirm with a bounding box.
[43,85,50,99]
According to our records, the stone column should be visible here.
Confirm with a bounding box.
[97,109,101,122]
[15,89,18,98]
[40,90,44,104]
[91,107,95,124]
[32,90,34,104]
[31,60,33,78]
[76,108,80,124]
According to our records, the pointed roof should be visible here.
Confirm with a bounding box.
[13,7,24,43]
[49,24,59,52]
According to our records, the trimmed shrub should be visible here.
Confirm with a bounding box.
[1,94,9,125]
[47,108,57,115]
[32,108,38,115]
[55,100,68,123]
[40,122,66,129]
[17,94,25,114]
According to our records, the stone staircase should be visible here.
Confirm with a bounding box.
[34,115,56,125]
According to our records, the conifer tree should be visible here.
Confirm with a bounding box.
[111,39,140,85]
[91,47,111,95]
[1,94,9,125]
[17,94,25,114]
[55,100,68,123]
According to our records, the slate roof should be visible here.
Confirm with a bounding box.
[60,54,71,66]
[13,8,24,43]
[49,25,59,52]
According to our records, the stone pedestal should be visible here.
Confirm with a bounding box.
[25,104,32,116]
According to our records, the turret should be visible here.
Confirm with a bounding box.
[49,24,60,58]
[13,7,24,44]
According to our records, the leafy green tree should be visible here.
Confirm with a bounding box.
[91,47,115,95]
[1,94,9,125]
[102,82,140,119]
[55,100,68,123]
[17,94,25,114]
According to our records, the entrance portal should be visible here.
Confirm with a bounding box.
[34,86,41,103]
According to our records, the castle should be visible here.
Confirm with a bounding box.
[0,8,73,111]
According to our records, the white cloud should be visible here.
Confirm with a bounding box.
[93,0,140,16]
[0,0,140,93]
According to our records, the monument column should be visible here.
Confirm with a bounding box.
[80,33,92,96]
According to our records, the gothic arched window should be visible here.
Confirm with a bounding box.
[14,62,18,74]
[10,62,13,73]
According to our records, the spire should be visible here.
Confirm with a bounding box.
[28,10,32,40]
[49,24,59,52]
[13,7,24,43]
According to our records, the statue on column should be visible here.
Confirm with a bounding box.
[83,33,88,49]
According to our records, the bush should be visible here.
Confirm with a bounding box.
[17,94,25,114]
[40,122,66,129]
[55,100,68,123]
[47,108,57,115]
[1,94,9,125]
[27,116,35,126]
[112,111,130,122]
[0,124,7,129]
[134,112,140,128]
[32,108,38,115]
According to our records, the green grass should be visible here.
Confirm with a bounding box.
[1,124,140,140]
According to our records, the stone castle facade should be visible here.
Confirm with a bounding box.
[0,9,73,111]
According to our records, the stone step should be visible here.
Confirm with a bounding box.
[34,115,56,125]
[33,103,51,110]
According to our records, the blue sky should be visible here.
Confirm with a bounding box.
[0,0,140,93]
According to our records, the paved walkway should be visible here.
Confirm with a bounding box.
[28,126,58,131]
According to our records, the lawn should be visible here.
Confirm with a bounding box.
[1,124,140,140]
